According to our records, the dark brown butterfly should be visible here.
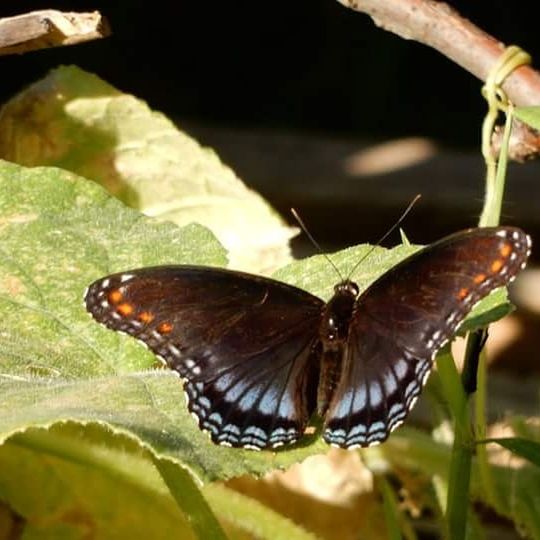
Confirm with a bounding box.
[85,227,531,450]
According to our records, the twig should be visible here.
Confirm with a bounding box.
[0,10,110,56]
[337,0,540,106]
[338,0,540,160]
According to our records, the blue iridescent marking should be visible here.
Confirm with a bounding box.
[388,402,405,420]
[334,388,354,419]
[368,420,386,436]
[382,370,397,395]
[222,424,241,436]
[404,380,420,402]
[347,423,367,439]
[237,386,261,411]
[214,372,234,392]
[394,358,408,379]
[243,425,267,440]
[208,412,223,426]
[351,383,367,413]
[368,380,383,408]
[257,387,278,415]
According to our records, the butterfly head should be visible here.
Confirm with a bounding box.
[333,280,359,298]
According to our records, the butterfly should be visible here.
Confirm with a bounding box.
[84,227,531,450]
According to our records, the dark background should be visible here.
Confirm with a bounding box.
[1,1,540,249]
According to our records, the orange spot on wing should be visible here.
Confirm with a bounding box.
[473,273,486,284]
[108,289,123,304]
[138,311,154,323]
[499,243,512,257]
[491,259,503,273]
[457,288,469,300]
[117,303,134,316]
[158,322,173,334]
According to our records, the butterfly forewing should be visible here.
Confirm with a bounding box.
[359,227,531,355]
[323,227,531,448]
[85,266,323,449]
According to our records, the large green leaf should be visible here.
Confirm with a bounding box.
[0,160,514,485]
[0,160,324,485]
[0,65,296,273]
[0,424,197,539]
[0,423,315,540]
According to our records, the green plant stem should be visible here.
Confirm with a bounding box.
[479,103,514,228]
[441,347,476,540]
[474,350,500,511]
[437,350,467,422]
[437,351,472,538]
[457,99,515,528]
[446,425,473,539]
[444,54,517,538]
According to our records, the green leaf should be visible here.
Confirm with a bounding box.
[0,160,325,484]
[0,424,197,539]
[0,159,516,486]
[514,106,540,131]
[203,485,317,540]
[377,476,403,540]
[479,438,540,468]
[399,228,411,246]
[0,65,296,273]
[153,457,227,540]
[0,421,316,539]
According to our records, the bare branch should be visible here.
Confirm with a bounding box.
[337,0,540,107]
[0,10,110,56]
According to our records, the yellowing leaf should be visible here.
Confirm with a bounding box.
[0,66,296,273]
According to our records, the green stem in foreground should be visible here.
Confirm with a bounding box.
[479,103,514,228]
[446,425,473,539]
[474,349,500,512]
[437,351,472,539]
[445,57,517,539]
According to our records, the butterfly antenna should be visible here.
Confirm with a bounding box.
[346,194,421,280]
[291,208,344,282]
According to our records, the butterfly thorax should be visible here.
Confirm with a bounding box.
[317,280,359,415]
[319,280,359,346]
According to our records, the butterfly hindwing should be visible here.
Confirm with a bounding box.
[324,315,431,448]
[85,266,323,449]
[324,227,531,448]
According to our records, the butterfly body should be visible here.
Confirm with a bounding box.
[317,281,358,416]
[85,227,531,450]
